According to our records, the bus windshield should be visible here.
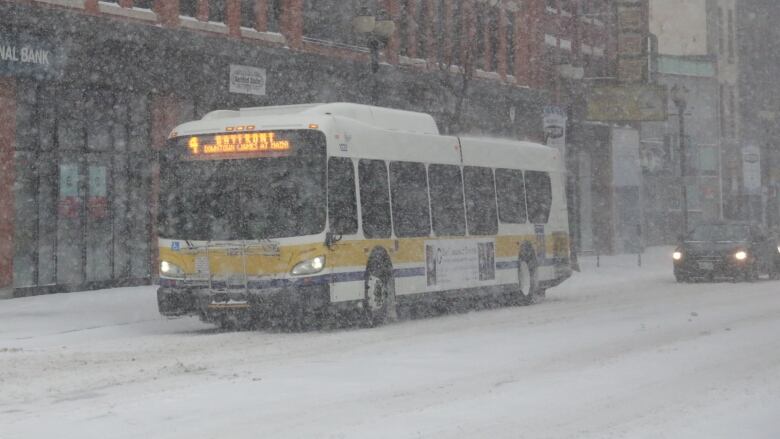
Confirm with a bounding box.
[158,130,327,241]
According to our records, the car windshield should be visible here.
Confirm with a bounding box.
[689,224,751,242]
[158,130,327,241]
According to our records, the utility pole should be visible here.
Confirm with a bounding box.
[672,84,689,235]
[758,111,777,228]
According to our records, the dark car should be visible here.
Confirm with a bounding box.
[673,222,780,282]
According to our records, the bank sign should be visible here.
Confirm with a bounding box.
[229,64,266,96]
[0,33,63,79]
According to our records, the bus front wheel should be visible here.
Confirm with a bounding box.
[515,243,539,305]
[363,256,397,326]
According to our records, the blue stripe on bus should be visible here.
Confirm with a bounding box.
[496,258,567,270]
[496,261,518,270]
[394,267,426,278]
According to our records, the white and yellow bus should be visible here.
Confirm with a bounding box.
[157,103,571,327]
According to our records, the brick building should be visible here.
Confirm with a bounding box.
[0,0,612,296]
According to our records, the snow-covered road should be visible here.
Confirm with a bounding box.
[1,247,779,438]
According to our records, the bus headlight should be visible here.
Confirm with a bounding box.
[160,260,185,278]
[672,251,683,261]
[735,251,748,261]
[291,256,326,276]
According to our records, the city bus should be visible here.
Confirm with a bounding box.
[156,103,572,328]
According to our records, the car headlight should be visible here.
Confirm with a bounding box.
[672,251,683,261]
[777,246,780,254]
[160,260,185,278]
[735,251,748,261]
[291,256,325,276]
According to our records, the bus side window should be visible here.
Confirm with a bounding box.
[328,157,358,235]
[389,161,431,237]
[358,159,392,239]
[525,171,552,224]
[463,166,498,236]
[428,164,466,236]
[495,168,528,224]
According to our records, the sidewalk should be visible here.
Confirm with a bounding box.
[0,287,13,300]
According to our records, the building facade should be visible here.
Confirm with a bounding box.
[706,0,742,221]
[0,0,613,296]
[736,0,780,227]
[641,55,721,244]
[639,0,744,245]
[542,0,615,255]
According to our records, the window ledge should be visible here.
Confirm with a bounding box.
[399,56,427,68]
[579,16,606,27]
[475,69,501,80]
[179,16,229,34]
[98,2,157,21]
[240,28,287,45]
[35,0,85,9]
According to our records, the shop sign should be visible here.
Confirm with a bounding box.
[0,33,63,79]
[586,84,667,122]
[229,64,266,96]
[543,106,567,155]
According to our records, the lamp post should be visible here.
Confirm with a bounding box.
[352,8,395,75]
[671,84,689,235]
[758,110,777,228]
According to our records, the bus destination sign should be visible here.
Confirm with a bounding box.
[184,131,292,160]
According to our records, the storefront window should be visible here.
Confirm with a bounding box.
[11,83,152,291]
[86,89,113,151]
[13,153,37,288]
[128,94,149,151]
[304,0,374,46]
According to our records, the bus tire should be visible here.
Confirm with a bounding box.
[515,242,539,306]
[364,251,397,326]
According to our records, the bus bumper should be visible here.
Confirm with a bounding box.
[157,287,199,317]
[157,284,332,319]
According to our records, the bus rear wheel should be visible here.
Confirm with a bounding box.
[364,258,397,326]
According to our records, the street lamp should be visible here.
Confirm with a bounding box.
[671,84,689,235]
[352,7,395,74]
[758,110,777,228]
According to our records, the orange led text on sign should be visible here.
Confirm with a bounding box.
[187,132,291,157]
